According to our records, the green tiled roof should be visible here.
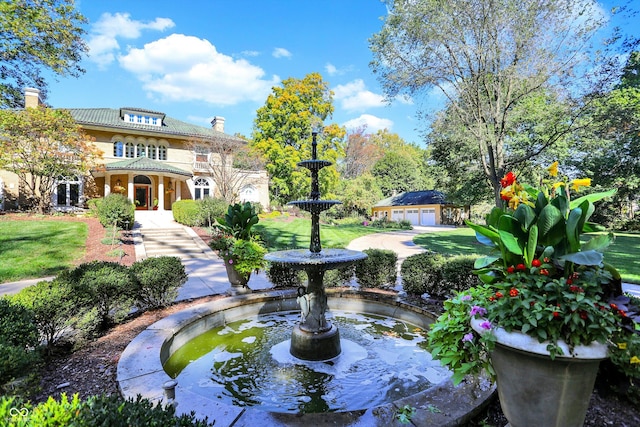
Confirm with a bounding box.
[375,190,451,207]
[67,108,244,142]
[106,157,192,177]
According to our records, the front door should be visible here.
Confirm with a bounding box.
[135,186,148,210]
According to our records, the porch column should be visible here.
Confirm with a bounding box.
[127,173,134,203]
[158,177,165,211]
[176,179,182,201]
[104,173,111,196]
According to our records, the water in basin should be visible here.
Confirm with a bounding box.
[163,310,451,413]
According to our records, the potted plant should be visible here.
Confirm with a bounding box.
[153,199,158,210]
[210,202,267,293]
[427,163,640,427]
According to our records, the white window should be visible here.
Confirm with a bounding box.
[240,185,258,203]
[136,143,146,158]
[113,141,123,157]
[152,117,158,125]
[55,176,81,208]
[125,142,135,158]
[158,145,167,160]
[148,145,157,159]
[194,177,210,200]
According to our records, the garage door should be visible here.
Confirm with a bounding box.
[406,209,420,225]
[421,208,436,225]
[391,209,404,222]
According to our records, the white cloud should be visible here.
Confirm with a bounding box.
[325,63,354,76]
[240,50,260,57]
[333,79,385,111]
[118,34,280,106]
[343,114,393,133]
[272,47,292,58]
[87,12,174,68]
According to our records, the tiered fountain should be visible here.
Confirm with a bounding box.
[264,130,367,361]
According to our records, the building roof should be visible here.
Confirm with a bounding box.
[67,108,244,142]
[374,190,452,207]
[105,157,192,177]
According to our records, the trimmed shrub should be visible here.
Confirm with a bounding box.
[355,249,398,288]
[93,193,135,230]
[0,393,214,426]
[197,197,228,227]
[324,265,356,288]
[267,264,304,288]
[0,299,40,386]
[62,261,136,330]
[130,256,187,310]
[401,252,478,298]
[172,199,201,226]
[11,279,74,348]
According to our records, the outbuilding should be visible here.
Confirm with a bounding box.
[371,190,470,226]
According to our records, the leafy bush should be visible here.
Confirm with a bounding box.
[370,218,412,230]
[216,202,259,240]
[0,299,40,386]
[355,249,398,288]
[197,197,228,227]
[10,279,74,348]
[267,264,304,288]
[62,261,136,330]
[401,252,478,297]
[130,256,187,310]
[92,193,134,230]
[324,265,356,288]
[0,393,213,426]
[172,199,201,226]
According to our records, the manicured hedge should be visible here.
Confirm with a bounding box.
[355,249,398,288]
[172,200,201,226]
[401,252,478,298]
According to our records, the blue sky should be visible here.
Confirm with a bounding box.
[45,0,433,145]
[44,0,633,147]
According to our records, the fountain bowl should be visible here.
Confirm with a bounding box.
[117,288,495,426]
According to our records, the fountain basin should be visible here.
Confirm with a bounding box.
[264,248,367,271]
[117,289,495,426]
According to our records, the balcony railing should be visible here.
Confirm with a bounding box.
[193,161,210,171]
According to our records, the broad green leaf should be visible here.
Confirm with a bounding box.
[514,204,536,230]
[557,250,604,266]
[566,207,582,253]
[581,233,614,252]
[525,224,538,266]
[498,230,523,255]
[537,204,562,240]
[474,255,500,269]
[550,192,569,215]
[466,221,500,246]
[570,189,616,209]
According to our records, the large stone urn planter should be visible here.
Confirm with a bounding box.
[471,318,608,427]
[224,263,251,294]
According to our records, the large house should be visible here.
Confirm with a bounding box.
[0,88,269,211]
[371,190,470,226]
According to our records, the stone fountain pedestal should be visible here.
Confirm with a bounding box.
[264,130,367,361]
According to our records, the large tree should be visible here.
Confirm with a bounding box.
[339,127,382,179]
[251,73,345,205]
[0,107,102,213]
[370,0,614,205]
[186,136,264,204]
[0,0,88,108]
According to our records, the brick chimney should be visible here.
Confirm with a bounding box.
[211,116,225,132]
[24,87,43,108]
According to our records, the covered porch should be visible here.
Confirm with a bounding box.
[93,158,192,211]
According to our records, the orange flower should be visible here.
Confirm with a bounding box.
[500,171,516,188]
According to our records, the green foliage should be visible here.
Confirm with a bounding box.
[172,200,201,226]
[401,252,478,297]
[371,151,423,198]
[62,261,135,330]
[196,197,228,227]
[395,404,416,424]
[0,393,214,426]
[251,72,345,205]
[10,279,74,347]
[92,193,134,230]
[0,299,40,386]
[230,239,267,275]
[337,173,383,218]
[426,287,496,385]
[130,256,187,310]
[216,202,259,240]
[355,249,397,289]
[0,0,88,108]
[324,265,356,288]
[267,264,304,288]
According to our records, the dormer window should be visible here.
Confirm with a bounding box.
[120,108,165,127]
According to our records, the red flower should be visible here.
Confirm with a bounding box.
[579,311,588,320]
[610,303,618,310]
[544,257,550,263]
[553,311,560,318]
[516,263,526,271]
[507,266,515,274]
[509,288,519,297]
[569,285,579,293]
[619,310,627,317]
[566,278,573,285]
[489,296,496,302]
[540,269,549,276]
[500,171,516,188]
[531,259,541,267]
[495,292,504,299]
[530,301,535,306]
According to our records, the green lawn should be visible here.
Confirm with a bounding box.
[414,228,640,284]
[0,219,87,283]
[254,217,385,251]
